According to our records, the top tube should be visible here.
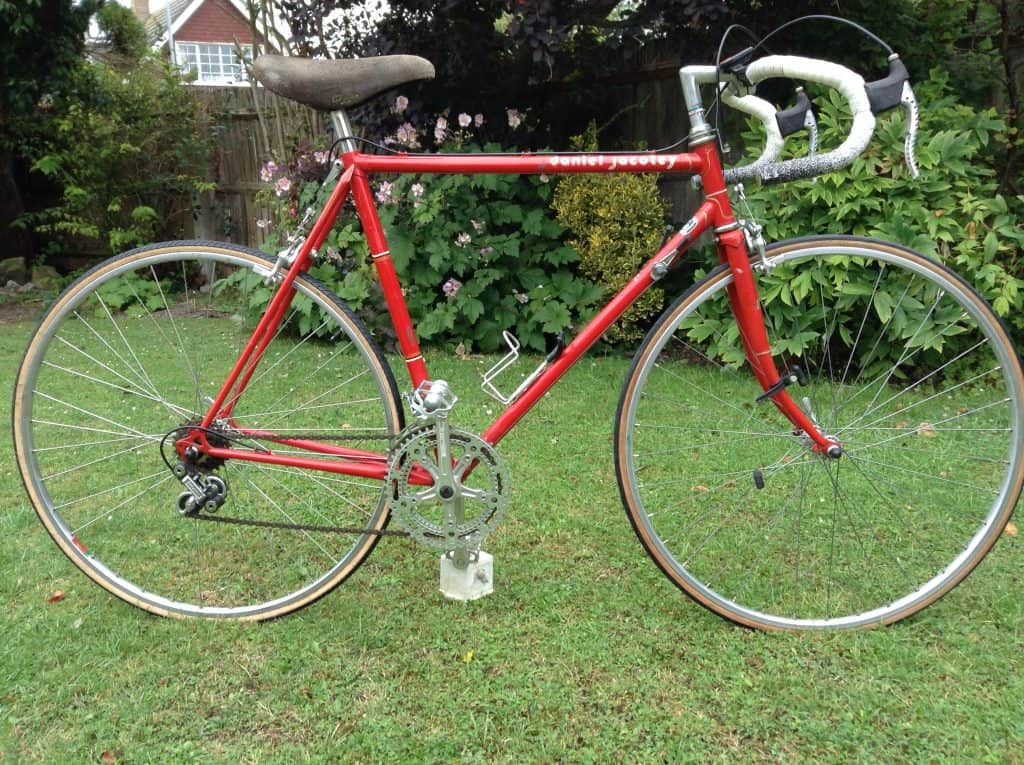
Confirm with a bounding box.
[347,149,704,177]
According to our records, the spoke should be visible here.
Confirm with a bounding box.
[849,397,1011,453]
[71,311,163,403]
[728,457,815,610]
[849,288,946,426]
[634,421,787,438]
[844,456,918,584]
[41,359,192,418]
[831,275,917,415]
[635,431,792,458]
[52,336,188,417]
[142,264,204,402]
[652,355,781,436]
[33,391,154,440]
[242,392,379,423]
[835,342,992,435]
[846,440,1009,464]
[263,370,373,425]
[253,462,382,501]
[95,294,166,409]
[236,470,340,562]
[250,338,362,420]
[41,441,160,481]
[825,460,840,617]
[31,418,164,442]
[839,263,886,391]
[815,277,839,423]
[257,464,357,528]
[64,470,173,522]
[846,454,997,495]
[246,313,337,391]
[33,433,151,452]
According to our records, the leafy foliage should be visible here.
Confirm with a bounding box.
[551,124,668,342]
[14,21,213,260]
[256,131,602,351]
[686,68,1024,369]
[0,0,97,138]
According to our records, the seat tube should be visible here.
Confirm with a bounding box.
[349,167,428,386]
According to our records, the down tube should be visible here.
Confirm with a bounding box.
[481,209,713,446]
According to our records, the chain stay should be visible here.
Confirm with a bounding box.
[176,426,402,536]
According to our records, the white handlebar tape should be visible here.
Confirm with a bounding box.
[725,55,876,183]
[721,89,784,171]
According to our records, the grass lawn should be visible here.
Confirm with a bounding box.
[2,312,1022,763]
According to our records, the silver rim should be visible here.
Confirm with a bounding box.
[619,238,1024,630]
[15,244,399,619]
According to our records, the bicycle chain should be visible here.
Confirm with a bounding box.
[192,511,409,537]
[187,428,409,537]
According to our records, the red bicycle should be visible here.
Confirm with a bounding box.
[14,20,1023,629]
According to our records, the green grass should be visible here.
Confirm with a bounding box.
[2,319,1023,763]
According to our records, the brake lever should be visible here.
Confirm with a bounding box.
[776,87,819,155]
[865,54,919,179]
[900,80,920,178]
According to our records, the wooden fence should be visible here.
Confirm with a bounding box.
[192,85,322,249]
[195,45,702,249]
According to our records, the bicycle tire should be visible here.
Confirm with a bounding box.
[13,241,404,620]
[615,235,1024,630]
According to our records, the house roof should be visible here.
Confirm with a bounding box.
[146,0,290,50]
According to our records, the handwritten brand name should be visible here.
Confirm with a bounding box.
[545,154,678,172]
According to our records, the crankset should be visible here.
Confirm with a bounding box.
[387,381,511,559]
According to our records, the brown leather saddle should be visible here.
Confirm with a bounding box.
[253,54,435,111]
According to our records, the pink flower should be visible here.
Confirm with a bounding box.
[256,218,271,229]
[434,116,448,144]
[260,161,278,182]
[274,177,292,196]
[410,183,425,198]
[314,150,330,165]
[539,174,550,183]
[396,122,419,148]
[458,112,472,128]
[507,108,522,128]
[394,95,409,113]
[375,181,394,203]
[471,219,485,233]
[455,232,471,247]
[479,246,493,259]
[442,278,462,298]
[474,113,484,127]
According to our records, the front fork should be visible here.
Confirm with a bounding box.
[719,224,842,456]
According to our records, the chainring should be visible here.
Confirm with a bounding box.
[386,423,510,552]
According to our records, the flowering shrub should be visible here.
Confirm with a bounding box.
[254,108,602,352]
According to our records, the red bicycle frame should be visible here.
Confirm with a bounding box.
[181,139,839,480]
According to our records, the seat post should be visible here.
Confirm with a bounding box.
[329,110,358,154]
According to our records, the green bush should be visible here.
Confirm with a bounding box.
[551,124,668,342]
[257,135,603,353]
[15,9,212,262]
[686,67,1024,367]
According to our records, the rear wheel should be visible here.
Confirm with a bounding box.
[615,235,1024,630]
[13,241,403,619]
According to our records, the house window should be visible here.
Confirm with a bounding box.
[176,42,253,84]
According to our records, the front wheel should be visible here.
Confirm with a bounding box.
[615,235,1024,630]
[13,241,403,620]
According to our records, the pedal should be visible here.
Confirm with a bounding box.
[755,365,807,403]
